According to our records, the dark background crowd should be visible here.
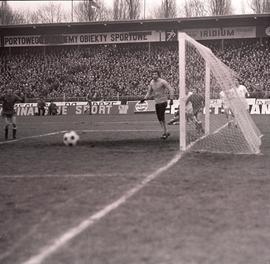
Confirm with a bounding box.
[0,37,269,101]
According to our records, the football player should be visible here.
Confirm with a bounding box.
[186,89,205,134]
[140,69,174,140]
[0,87,24,140]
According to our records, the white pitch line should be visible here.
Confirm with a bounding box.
[0,131,67,145]
[79,129,162,133]
[21,152,182,264]
[0,129,167,145]
[0,172,147,179]
[96,121,157,124]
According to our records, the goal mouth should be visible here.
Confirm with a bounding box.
[186,121,262,155]
[177,32,262,155]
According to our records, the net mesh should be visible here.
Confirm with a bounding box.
[178,33,262,154]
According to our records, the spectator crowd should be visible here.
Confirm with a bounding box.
[0,38,269,101]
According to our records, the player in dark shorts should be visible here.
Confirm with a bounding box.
[140,69,174,139]
[168,89,205,134]
[0,88,24,140]
[185,89,205,134]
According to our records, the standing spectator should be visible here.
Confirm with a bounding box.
[250,84,265,99]
[48,100,58,115]
[140,69,174,140]
[37,97,46,116]
[86,89,97,115]
[0,87,24,140]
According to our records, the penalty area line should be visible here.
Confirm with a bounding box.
[22,152,183,264]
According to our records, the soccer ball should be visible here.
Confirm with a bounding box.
[63,131,79,146]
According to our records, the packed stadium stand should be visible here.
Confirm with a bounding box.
[0,15,269,101]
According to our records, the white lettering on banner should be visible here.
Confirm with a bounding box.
[28,107,35,116]
[250,104,261,114]
[64,35,78,44]
[20,107,28,116]
[75,105,88,115]
[99,105,106,114]
[2,99,270,116]
[64,102,81,106]
[182,26,256,40]
[4,31,161,47]
[79,34,107,43]
[4,36,43,46]
[62,106,67,115]
[16,106,36,116]
[110,32,148,42]
[261,104,270,114]
[16,103,36,108]
[92,101,120,106]
[90,105,112,115]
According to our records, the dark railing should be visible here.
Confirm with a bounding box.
[25,95,143,103]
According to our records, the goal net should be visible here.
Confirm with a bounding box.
[177,32,262,154]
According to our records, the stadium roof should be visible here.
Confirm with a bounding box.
[0,14,269,35]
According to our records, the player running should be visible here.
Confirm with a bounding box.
[140,69,174,140]
[0,87,24,140]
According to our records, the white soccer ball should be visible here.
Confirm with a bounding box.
[63,131,79,146]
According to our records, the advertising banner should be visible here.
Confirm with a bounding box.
[1,99,270,116]
[4,31,163,47]
[182,26,256,40]
[256,25,270,38]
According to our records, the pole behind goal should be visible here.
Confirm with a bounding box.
[177,32,262,154]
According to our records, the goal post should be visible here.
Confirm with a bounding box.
[178,34,186,152]
[177,32,262,154]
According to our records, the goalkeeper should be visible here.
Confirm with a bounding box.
[140,69,174,140]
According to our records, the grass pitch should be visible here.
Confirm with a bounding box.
[0,114,270,264]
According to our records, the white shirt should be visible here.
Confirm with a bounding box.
[236,84,249,110]
[236,85,249,98]
[219,90,230,109]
